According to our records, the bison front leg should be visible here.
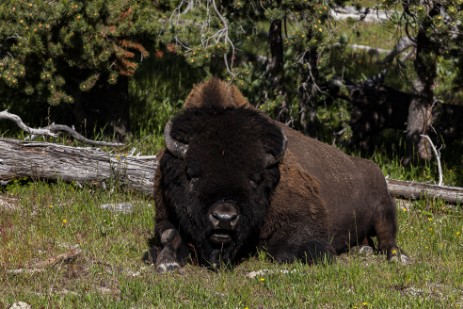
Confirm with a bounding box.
[145,228,190,273]
[156,229,186,272]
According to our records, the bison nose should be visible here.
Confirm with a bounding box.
[208,202,239,229]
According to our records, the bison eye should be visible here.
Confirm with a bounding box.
[250,180,257,189]
[188,174,199,184]
[188,175,199,191]
[249,173,262,189]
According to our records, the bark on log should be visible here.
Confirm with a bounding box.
[0,138,156,196]
[386,179,463,205]
[1,138,462,204]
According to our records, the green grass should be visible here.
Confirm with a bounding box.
[128,51,207,154]
[1,178,462,308]
[332,17,400,51]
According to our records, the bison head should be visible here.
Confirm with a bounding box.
[160,107,287,267]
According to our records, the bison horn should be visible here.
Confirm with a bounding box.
[164,120,188,159]
[264,131,288,167]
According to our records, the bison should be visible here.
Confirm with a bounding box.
[144,78,409,272]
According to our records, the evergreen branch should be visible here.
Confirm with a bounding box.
[118,39,149,59]
[113,41,146,76]
[114,44,136,59]
[119,7,133,20]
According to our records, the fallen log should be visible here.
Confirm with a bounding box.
[1,138,462,204]
[0,138,156,196]
[386,179,463,205]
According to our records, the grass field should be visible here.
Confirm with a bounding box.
[1,176,462,308]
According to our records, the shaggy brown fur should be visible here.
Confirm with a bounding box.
[183,78,250,109]
[276,124,399,254]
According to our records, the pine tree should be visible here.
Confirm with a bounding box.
[0,0,158,133]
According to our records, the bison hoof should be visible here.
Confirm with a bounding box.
[358,245,374,256]
[156,262,180,273]
[388,249,411,265]
[391,253,411,265]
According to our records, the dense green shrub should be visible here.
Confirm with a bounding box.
[0,0,158,128]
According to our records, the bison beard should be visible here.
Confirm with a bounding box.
[144,79,409,272]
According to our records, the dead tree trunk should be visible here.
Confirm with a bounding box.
[267,18,288,123]
[386,179,463,205]
[298,29,320,137]
[0,138,156,196]
[404,2,440,164]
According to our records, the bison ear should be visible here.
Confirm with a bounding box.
[263,126,287,167]
[164,120,188,159]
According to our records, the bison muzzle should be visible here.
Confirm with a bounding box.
[208,200,239,244]
[144,78,409,272]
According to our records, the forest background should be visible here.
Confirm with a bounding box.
[1,0,462,184]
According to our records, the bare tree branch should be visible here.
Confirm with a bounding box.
[39,124,125,147]
[0,110,58,137]
[210,0,236,75]
[420,134,443,186]
[168,0,237,76]
[1,110,124,147]
[380,36,416,65]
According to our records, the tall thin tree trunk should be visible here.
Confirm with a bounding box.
[404,2,440,164]
[298,29,319,137]
[267,18,288,123]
